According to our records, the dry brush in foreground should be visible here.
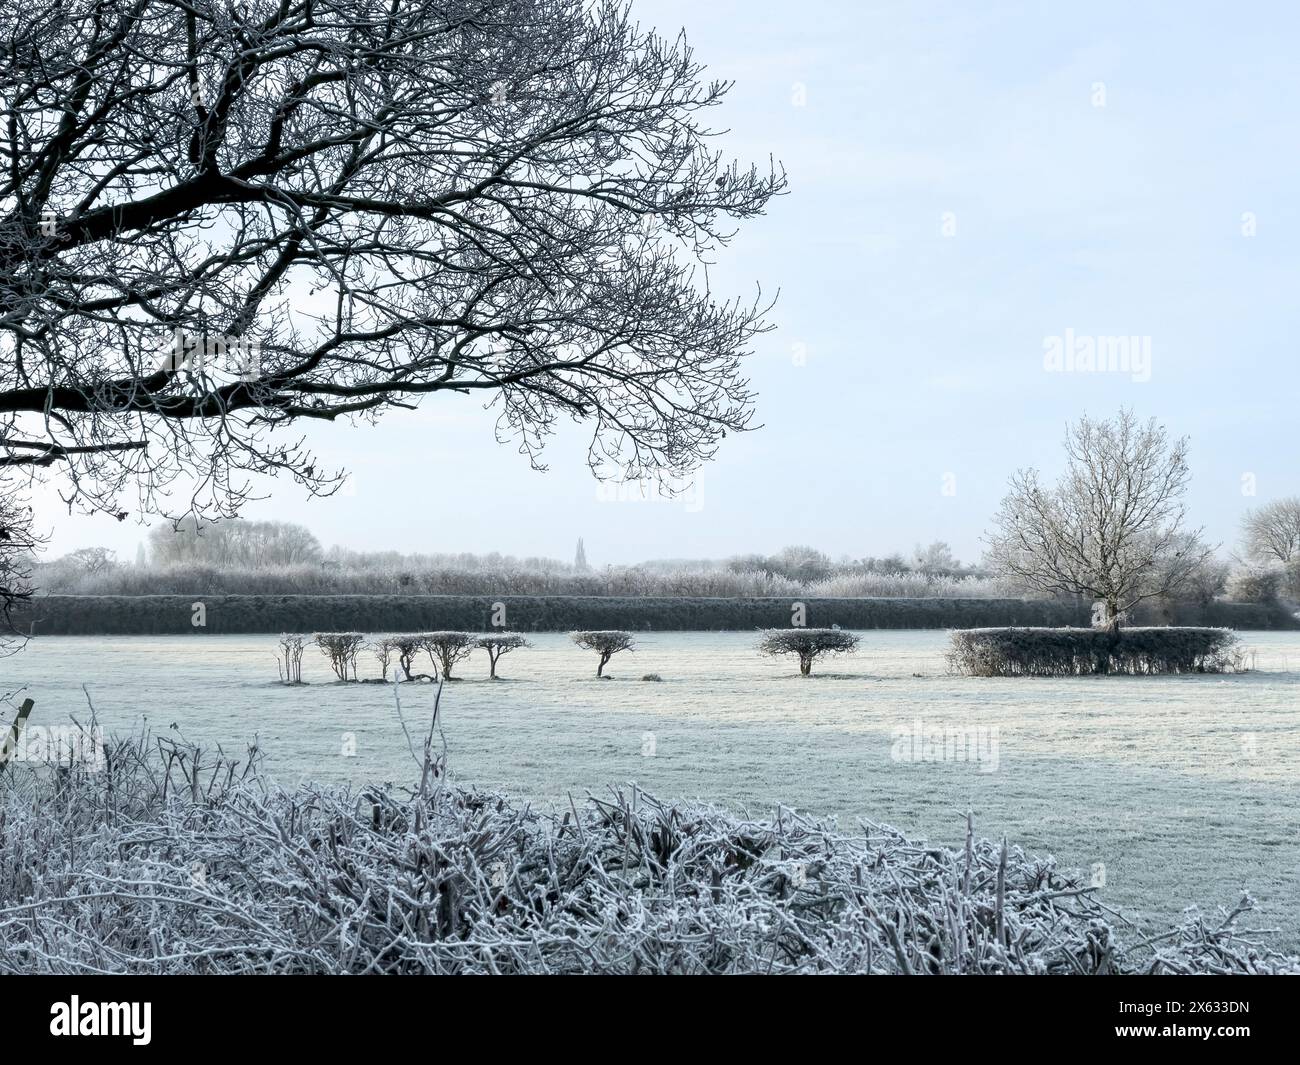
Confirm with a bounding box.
[0,708,1293,975]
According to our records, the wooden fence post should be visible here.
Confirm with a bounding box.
[0,698,35,774]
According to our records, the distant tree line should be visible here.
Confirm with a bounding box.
[33,522,1013,599]
[29,511,1292,615]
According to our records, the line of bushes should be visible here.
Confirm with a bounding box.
[947,627,1247,677]
[296,628,867,684]
[304,631,534,683]
[13,593,1104,635]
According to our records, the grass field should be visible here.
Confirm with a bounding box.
[4,629,1299,948]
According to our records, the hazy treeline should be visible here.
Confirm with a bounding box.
[35,563,1012,599]
[28,511,1300,613]
[35,523,1012,599]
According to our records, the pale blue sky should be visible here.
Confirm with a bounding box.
[35,0,1300,566]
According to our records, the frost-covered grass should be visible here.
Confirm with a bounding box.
[3,630,1300,950]
[1,714,1294,974]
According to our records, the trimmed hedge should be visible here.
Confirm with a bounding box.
[14,593,1091,635]
[11,594,1293,637]
[947,627,1246,677]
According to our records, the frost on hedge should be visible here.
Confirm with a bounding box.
[420,631,474,680]
[474,632,529,679]
[370,632,484,681]
[313,631,366,681]
[1,729,1293,975]
[947,626,1245,677]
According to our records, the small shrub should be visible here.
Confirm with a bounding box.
[641,673,663,682]
[947,627,1244,677]
[570,630,634,677]
[422,631,473,680]
[475,632,529,679]
[313,632,365,681]
[373,633,438,681]
[275,633,305,684]
[758,628,860,676]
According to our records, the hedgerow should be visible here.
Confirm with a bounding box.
[15,593,1096,635]
[947,627,1246,677]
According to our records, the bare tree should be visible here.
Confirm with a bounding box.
[1161,541,1229,608]
[275,633,305,683]
[0,479,41,642]
[314,631,364,681]
[148,517,321,567]
[910,541,959,575]
[985,410,1211,632]
[1241,498,1300,565]
[59,547,119,575]
[423,632,474,680]
[374,633,434,681]
[571,630,633,676]
[0,0,783,590]
[757,628,859,676]
[476,632,529,679]
[1226,566,1282,604]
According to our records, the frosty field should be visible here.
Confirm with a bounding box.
[4,629,1299,948]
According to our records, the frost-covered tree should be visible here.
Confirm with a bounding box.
[276,633,305,684]
[1227,565,1283,604]
[390,634,435,681]
[476,632,530,679]
[0,481,40,640]
[910,541,959,575]
[58,547,118,575]
[757,628,859,676]
[1241,498,1300,565]
[571,630,634,677]
[770,546,833,582]
[1161,543,1229,607]
[148,517,321,567]
[0,0,783,585]
[574,539,589,573]
[985,410,1210,632]
[314,632,364,681]
[423,632,474,681]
